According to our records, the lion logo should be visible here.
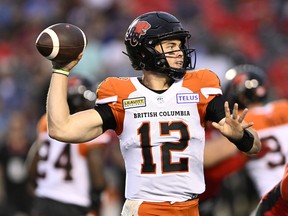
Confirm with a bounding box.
[125,20,151,47]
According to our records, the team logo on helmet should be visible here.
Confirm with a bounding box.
[125,20,151,47]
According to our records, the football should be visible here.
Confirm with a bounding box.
[35,23,87,64]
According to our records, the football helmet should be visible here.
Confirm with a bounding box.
[67,76,96,113]
[124,11,196,80]
[223,64,268,109]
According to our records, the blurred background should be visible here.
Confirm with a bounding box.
[0,0,288,215]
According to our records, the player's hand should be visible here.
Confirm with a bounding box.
[211,101,254,140]
[52,53,83,71]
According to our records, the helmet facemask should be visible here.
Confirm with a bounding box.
[147,38,196,80]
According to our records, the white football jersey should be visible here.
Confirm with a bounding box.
[245,100,288,197]
[96,69,222,202]
[34,115,113,207]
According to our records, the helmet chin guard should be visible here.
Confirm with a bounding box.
[124,11,196,80]
[152,47,196,80]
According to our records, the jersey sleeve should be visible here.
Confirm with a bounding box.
[186,69,222,97]
[184,69,223,126]
[95,77,119,104]
[199,69,222,91]
[95,77,136,135]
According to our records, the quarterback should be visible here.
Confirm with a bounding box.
[45,11,261,216]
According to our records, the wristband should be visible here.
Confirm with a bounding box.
[52,68,70,76]
[228,129,254,152]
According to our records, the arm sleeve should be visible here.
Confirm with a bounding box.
[205,95,226,123]
[94,104,116,132]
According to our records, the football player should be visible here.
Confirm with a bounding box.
[45,11,261,215]
[224,64,288,199]
[27,76,116,216]
[200,64,288,215]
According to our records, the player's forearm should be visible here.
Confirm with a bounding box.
[47,73,70,140]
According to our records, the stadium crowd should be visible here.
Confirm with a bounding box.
[0,0,288,215]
